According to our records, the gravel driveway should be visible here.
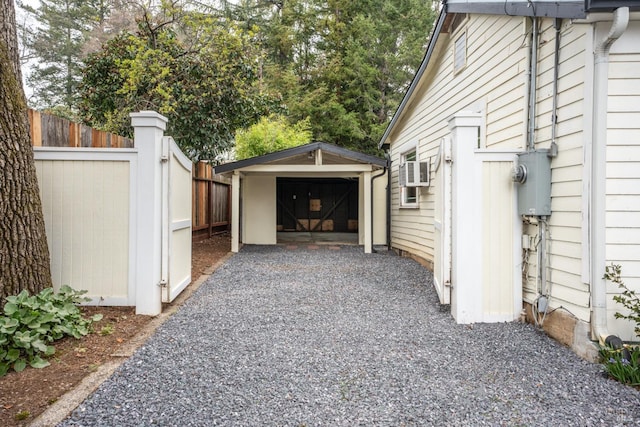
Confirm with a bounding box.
[61,245,640,426]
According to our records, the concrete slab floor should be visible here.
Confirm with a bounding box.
[276,231,359,245]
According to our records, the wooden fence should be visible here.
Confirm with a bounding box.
[192,162,231,240]
[28,109,133,148]
[28,109,231,239]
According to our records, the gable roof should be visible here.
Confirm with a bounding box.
[214,141,386,174]
[378,0,638,149]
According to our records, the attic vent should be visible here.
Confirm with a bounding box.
[454,31,467,73]
[400,161,430,187]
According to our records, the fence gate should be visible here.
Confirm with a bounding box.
[433,137,452,305]
[161,136,193,302]
[447,112,522,323]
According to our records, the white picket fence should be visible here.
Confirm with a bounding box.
[33,111,192,315]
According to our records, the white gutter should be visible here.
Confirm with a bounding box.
[572,11,640,23]
[590,7,629,343]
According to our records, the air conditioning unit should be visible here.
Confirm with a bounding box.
[400,161,430,187]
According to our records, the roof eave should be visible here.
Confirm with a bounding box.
[447,1,587,19]
[214,141,386,175]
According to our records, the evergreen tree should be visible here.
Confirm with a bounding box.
[227,0,436,155]
[19,0,101,114]
[315,0,436,153]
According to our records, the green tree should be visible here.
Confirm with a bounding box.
[80,5,279,161]
[18,0,102,114]
[313,0,436,154]
[1,0,53,303]
[235,115,311,159]
[227,0,436,155]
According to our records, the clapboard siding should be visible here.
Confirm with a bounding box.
[389,14,527,259]
[606,50,640,340]
[527,19,589,319]
[388,12,640,339]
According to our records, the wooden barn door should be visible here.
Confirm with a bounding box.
[277,178,358,232]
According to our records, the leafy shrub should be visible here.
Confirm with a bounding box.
[235,115,312,160]
[0,285,102,376]
[605,264,640,338]
[600,345,640,386]
[600,264,640,387]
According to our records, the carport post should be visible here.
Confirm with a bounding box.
[130,111,167,316]
[231,171,240,252]
[363,170,372,253]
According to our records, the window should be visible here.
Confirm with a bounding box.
[400,149,418,207]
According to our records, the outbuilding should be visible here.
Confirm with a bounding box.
[214,142,388,253]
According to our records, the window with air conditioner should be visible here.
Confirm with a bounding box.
[400,160,430,187]
[399,149,429,207]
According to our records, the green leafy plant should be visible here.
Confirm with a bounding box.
[99,324,114,336]
[600,345,640,386]
[14,410,30,421]
[0,285,102,377]
[605,263,640,338]
[235,115,312,160]
[600,264,640,387]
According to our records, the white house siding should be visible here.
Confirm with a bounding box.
[389,14,528,263]
[35,159,131,302]
[605,22,640,340]
[520,20,592,322]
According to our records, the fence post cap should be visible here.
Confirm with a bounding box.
[130,111,168,130]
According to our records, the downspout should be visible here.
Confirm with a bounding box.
[370,163,388,253]
[385,151,391,250]
[591,7,630,343]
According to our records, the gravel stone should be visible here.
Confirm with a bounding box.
[60,245,640,426]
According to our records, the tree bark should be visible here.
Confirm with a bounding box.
[0,0,52,303]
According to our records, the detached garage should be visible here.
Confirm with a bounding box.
[214,142,388,253]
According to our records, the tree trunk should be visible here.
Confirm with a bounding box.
[0,0,52,303]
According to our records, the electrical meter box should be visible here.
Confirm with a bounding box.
[513,149,551,216]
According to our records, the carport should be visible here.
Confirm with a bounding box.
[213,142,388,253]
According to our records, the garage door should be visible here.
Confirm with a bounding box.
[277,178,358,232]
